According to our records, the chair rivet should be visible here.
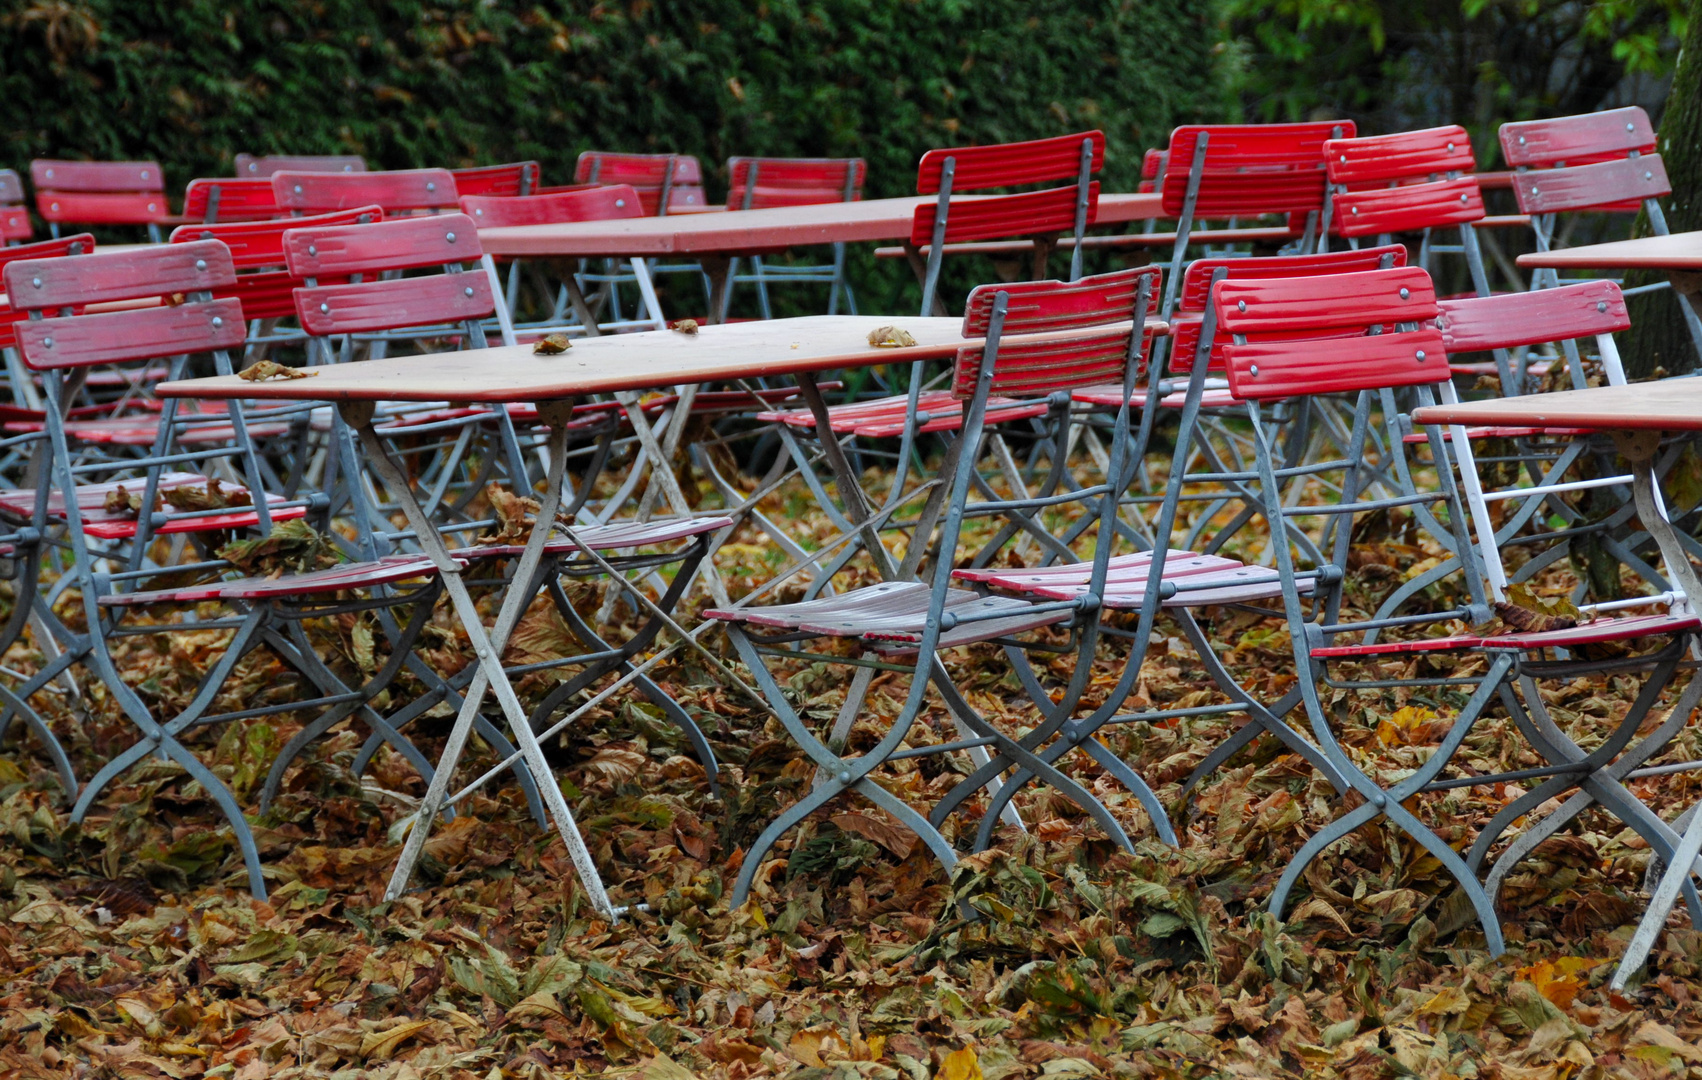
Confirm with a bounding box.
[1416,350,1427,361]
[212,316,223,328]
[147,202,157,212]
[464,286,474,297]
[1351,206,1359,215]
[1518,135,1527,145]
[50,202,59,212]
[1399,287,1410,299]
[1627,122,1636,131]
[837,771,852,785]
[1531,186,1540,196]
[42,337,53,348]
[307,244,317,256]
[1645,171,1653,181]
[1339,154,1346,163]
[195,259,206,271]
[45,168,53,179]
[31,276,41,288]
[1249,364,1259,376]
[1236,299,1246,312]
[294,184,303,194]
[427,182,437,192]
[474,208,482,216]
[1597,300,1608,312]
[615,199,625,208]
[446,231,456,242]
[1460,193,1468,203]
[319,302,330,313]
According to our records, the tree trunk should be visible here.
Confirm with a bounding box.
[1623,0,1702,378]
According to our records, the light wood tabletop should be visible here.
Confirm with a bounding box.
[476,193,1164,258]
[1412,378,1702,432]
[1515,231,1702,271]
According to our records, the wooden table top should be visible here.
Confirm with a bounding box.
[158,314,1159,404]
[1515,231,1702,272]
[1412,379,1702,433]
[476,193,1164,258]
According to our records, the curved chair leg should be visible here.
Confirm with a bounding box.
[0,681,77,802]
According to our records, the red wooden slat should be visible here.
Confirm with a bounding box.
[236,154,367,177]
[30,159,164,193]
[1324,125,1475,185]
[0,207,27,242]
[1177,244,1408,313]
[1225,327,1448,400]
[294,272,494,335]
[283,213,481,277]
[0,169,23,204]
[961,266,1159,336]
[910,183,1099,246]
[1141,149,1166,180]
[15,298,246,370]
[916,131,1104,195]
[1509,155,1670,214]
[4,240,237,310]
[181,178,283,223]
[1435,280,1628,353]
[952,327,1160,398]
[1215,266,1437,335]
[1499,107,1655,168]
[0,235,97,349]
[726,158,865,209]
[272,168,459,213]
[36,192,169,226]
[1488,613,1700,649]
[1332,176,1484,237]
[171,206,384,270]
[1160,122,1350,218]
[450,161,542,198]
[460,185,642,228]
[572,152,707,215]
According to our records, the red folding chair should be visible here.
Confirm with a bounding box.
[573,151,708,215]
[450,161,542,198]
[271,168,460,217]
[182,177,282,224]
[30,159,171,242]
[1,170,31,244]
[235,153,366,177]
[721,157,866,318]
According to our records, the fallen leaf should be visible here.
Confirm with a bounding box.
[237,359,313,381]
[868,325,917,348]
[533,333,572,354]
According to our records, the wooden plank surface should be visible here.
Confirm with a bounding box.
[1515,230,1702,271]
[1412,379,1702,432]
[477,193,1163,258]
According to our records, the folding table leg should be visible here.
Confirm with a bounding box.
[355,401,617,918]
[1615,803,1702,990]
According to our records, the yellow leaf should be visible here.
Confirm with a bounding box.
[940,1046,984,1080]
[1514,957,1602,1011]
[360,1019,434,1061]
[1376,705,1437,747]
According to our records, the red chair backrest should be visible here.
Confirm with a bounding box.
[1331,176,1484,237]
[1215,267,1444,400]
[170,207,384,320]
[1435,280,1629,353]
[237,154,367,177]
[1159,122,1351,219]
[272,169,459,215]
[1324,126,1475,185]
[1508,155,1670,215]
[916,131,1105,195]
[952,267,1161,398]
[182,178,283,223]
[459,185,643,228]
[1500,106,1655,169]
[31,159,169,227]
[1171,245,1408,372]
[450,162,542,198]
[0,234,95,348]
[573,152,707,215]
[725,158,865,209]
[910,185,1100,247]
[3,240,245,370]
[283,214,493,336]
[0,169,27,241]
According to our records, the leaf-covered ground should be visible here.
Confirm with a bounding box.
[4,448,1702,1080]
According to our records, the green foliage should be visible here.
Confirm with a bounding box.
[0,0,1227,314]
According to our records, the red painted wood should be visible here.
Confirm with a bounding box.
[294,272,494,335]
[1332,176,1485,237]
[1499,106,1655,168]
[103,554,437,606]
[283,213,482,277]
[726,158,865,209]
[450,161,542,198]
[15,298,246,370]
[181,178,282,222]
[1510,155,1670,215]
[1489,613,1700,649]
[1160,122,1351,218]
[1435,280,1628,353]
[0,169,22,204]
[0,235,97,348]
[952,327,1160,398]
[272,168,459,214]
[961,266,1159,336]
[573,151,707,215]
[0,474,303,540]
[1141,149,1166,180]
[0,207,28,242]
[36,192,169,226]
[1324,125,1475,185]
[4,240,236,311]
[909,183,1099,246]
[236,154,366,177]
[460,185,642,228]
[1225,327,1448,400]
[30,160,164,193]
[1177,245,1409,313]
[916,132,1104,195]
[1216,266,1437,335]
[171,206,384,270]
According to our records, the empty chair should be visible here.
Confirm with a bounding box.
[1,170,30,243]
[573,151,707,215]
[30,159,170,241]
[235,153,366,176]
[450,161,542,198]
[181,177,282,224]
[720,156,865,318]
[272,168,460,216]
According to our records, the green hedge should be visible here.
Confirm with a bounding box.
[0,0,1226,315]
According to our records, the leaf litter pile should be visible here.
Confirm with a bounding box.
[4,440,1702,1080]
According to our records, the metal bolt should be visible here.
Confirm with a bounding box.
[1645,171,1654,181]
[474,208,482,216]
[1518,135,1527,145]
[445,231,456,242]
[1597,300,1608,313]
[1399,287,1410,299]
[615,198,626,208]
[147,203,157,212]
[319,302,330,313]
[1339,154,1347,163]
[837,771,852,785]
[1249,364,1259,376]
[1351,206,1360,214]
[212,316,223,328]
[42,337,53,348]
[1628,122,1636,131]
[1460,193,1468,203]
[1236,299,1246,312]
[1531,186,1540,196]
[1447,142,1455,152]
[50,202,58,212]
[44,168,53,179]
[294,184,303,194]
[426,182,436,192]
[195,259,206,271]
[1416,350,1427,361]
[31,276,41,288]
[463,286,474,297]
